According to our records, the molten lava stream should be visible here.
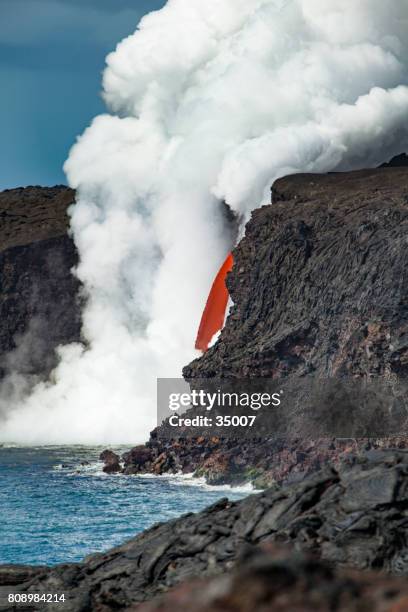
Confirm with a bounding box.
[195,252,234,352]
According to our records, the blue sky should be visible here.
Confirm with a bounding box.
[0,0,166,190]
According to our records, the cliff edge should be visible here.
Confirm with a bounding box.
[185,167,408,380]
[0,186,82,380]
[122,165,408,486]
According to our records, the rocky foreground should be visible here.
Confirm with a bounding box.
[135,544,408,612]
[3,451,408,610]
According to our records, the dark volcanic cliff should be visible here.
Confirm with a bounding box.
[185,167,408,380]
[119,166,408,487]
[0,186,82,379]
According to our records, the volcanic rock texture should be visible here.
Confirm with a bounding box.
[0,186,82,379]
[4,452,408,610]
[185,167,408,381]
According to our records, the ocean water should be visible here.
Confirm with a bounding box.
[0,446,250,566]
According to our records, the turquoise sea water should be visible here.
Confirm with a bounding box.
[0,446,249,566]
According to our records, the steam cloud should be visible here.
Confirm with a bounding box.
[1,0,408,444]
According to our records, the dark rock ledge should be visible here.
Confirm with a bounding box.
[3,452,408,610]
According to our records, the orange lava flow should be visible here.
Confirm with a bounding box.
[195,252,234,352]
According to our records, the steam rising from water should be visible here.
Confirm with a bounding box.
[1,0,408,443]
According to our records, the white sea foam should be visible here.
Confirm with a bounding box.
[64,460,257,493]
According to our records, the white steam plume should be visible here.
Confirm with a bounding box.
[1,0,408,444]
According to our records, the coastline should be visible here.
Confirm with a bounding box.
[3,450,408,610]
[0,446,249,567]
